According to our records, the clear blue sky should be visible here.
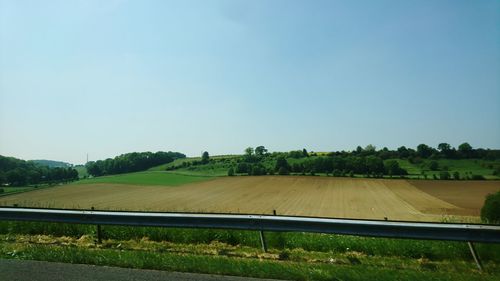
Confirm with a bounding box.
[1,0,499,164]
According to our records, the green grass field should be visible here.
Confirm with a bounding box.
[167,163,232,176]
[0,186,37,195]
[73,165,88,178]
[394,159,500,179]
[148,157,200,171]
[76,171,213,186]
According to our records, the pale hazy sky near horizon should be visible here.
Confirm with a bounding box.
[1,0,499,164]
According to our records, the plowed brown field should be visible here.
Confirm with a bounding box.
[1,176,498,222]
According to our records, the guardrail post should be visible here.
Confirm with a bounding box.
[97,225,102,244]
[91,207,102,244]
[467,241,483,272]
[259,210,276,253]
[259,230,267,252]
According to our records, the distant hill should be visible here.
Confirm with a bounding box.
[0,155,79,186]
[30,159,73,168]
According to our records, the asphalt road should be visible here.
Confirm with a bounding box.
[0,259,285,281]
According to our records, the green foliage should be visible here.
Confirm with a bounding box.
[275,157,290,174]
[278,167,289,175]
[0,155,78,186]
[201,151,209,164]
[453,171,460,180]
[227,167,235,176]
[249,164,267,176]
[384,160,407,176]
[470,174,485,180]
[255,146,267,156]
[85,151,185,177]
[417,144,434,158]
[439,171,450,180]
[244,147,254,156]
[429,161,439,171]
[481,192,500,224]
[288,150,304,159]
[30,159,71,168]
[148,144,499,180]
[458,142,473,153]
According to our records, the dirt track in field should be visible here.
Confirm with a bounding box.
[1,177,498,222]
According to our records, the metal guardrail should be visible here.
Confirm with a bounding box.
[0,207,499,243]
[1,207,499,270]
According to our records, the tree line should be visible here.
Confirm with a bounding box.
[231,148,407,177]
[85,151,185,177]
[0,155,79,186]
[223,142,499,177]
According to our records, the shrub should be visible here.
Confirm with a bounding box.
[278,167,289,175]
[493,168,500,176]
[481,192,500,224]
[453,171,460,180]
[429,161,439,171]
[439,171,450,180]
[0,188,3,194]
[227,167,235,176]
[471,174,485,180]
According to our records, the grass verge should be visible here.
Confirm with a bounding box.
[1,234,498,281]
[0,221,499,262]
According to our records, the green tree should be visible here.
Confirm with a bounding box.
[365,156,384,174]
[453,171,460,180]
[481,192,500,224]
[417,144,433,158]
[437,143,451,152]
[458,142,473,158]
[437,143,455,158]
[6,169,26,186]
[364,144,376,153]
[255,146,268,156]
[244,147,254,156]
[458,142,472,152]
[384,160,406,176]
[302,148,309,157]
[227,167,235,176]
[355,146,363,154]
[201,151,210,164]
[275,157,290,174]
[397,146,409,158]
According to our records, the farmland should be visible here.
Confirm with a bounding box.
[1,176,498,222]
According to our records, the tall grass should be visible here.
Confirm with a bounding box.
[1,242,497,281]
